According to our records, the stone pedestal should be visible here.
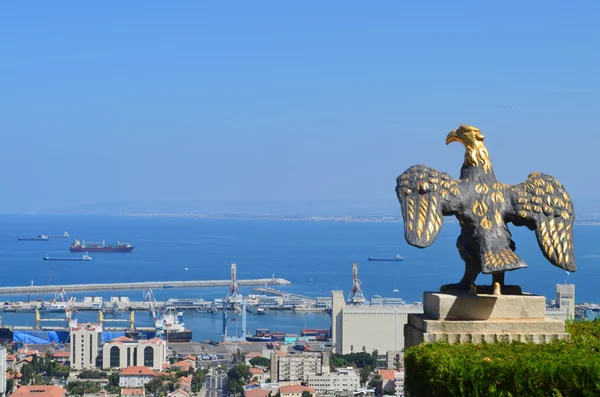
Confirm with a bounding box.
[405,291,570,350]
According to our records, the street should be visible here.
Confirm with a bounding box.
[204,366,228,397]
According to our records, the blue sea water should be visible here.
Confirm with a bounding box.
[0,214,599,341]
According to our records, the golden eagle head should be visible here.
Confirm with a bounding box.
[446,125,492,172]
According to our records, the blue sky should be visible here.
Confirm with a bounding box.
[1,2,599,213]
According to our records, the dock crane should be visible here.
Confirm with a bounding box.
[143,288,166,339]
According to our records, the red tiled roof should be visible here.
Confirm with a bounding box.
[167,390,189,397]
[7,355,16,361]
[276,350,287,355]
[10,385,65,397]
[178,376,191,386]
[183,355,196,360]
[7,372,22,380]
[170,361,193,369]
[120,366,156,376]
[249,367,264,374]
[121,389,145,396]
[245,389,269,397]
[52,352,70,358]
[378,369,396,381]
[245,352,261,358]
[279,385,315,394]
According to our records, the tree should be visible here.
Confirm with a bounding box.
[249,356,271,368]
[368,374,383,396]
[108,372,120,387]
[227,362,251,383]
[226,379,243,395]
[6,379,15,394]
[372,349,379,367]
[360,366,372,386]
[301,391,313,397]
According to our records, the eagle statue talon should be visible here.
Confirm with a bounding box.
[396,125,576,290]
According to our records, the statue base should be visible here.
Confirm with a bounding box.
[405,291,570,350]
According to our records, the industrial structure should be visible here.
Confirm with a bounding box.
[347,264,366,304]
[332,290,423,354]
[222,263,247,342]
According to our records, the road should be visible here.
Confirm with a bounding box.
[204,366,228,397]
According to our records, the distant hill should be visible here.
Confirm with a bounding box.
[43,199,399,218]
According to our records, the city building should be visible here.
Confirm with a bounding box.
[70,323,102,370]
[245,352,263,366]
[119,366,156,388]
[386,351,403,370]
[378,369,404,396]
[316,297,332,309]
[121,389,145,397]
[279,385,316,397]
[245,389,269,397]
[167,390,189,397]
[178,376,192,392]
[307,367,360,394]
[103,337,167,370]
[250,367,266,383]
[556,283,575,320]
[10,386,65,397]
[0,346,6,397]
[271,352,328,382]
[331,290,423,354]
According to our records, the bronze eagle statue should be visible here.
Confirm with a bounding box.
[395,125,576,294]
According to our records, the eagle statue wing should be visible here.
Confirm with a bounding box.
[507,172,576,271]
[396,165,463,248]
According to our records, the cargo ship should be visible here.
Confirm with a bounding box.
[70,240,134,253]
[18,234,49,241]
[156,309,192,342]
[367,254,403,262]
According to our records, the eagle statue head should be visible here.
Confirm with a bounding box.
[446,125,492,173]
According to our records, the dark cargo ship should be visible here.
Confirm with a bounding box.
[70,240,134,253]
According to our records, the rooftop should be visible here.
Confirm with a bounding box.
[250,367,264,374]
[246,352,262,358]
[10,385,65,397]
[120,366,156,376]
[121,389,145,396]
[245,389,269,397]
[279,385,316,394]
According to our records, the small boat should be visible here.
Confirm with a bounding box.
[43,254,92,261]
[256,307,270,315]
[163,284,175,289]
[19,234,49,241]
[368,254,404,262]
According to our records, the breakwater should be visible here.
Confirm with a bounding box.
[0,278,291,295]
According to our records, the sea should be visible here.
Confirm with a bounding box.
[0,214,598,342]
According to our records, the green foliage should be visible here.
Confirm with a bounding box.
[368,374,382,395]
[359,365,373,386]
[405,320,600,397]
[301,391,313,397]
[78,369,108,379]
[145,375,174,395]
[330,352,377,369]
[20,356,70,385]
[249,356,271,368]
[6,379,15,394]
[226,378,243,394]
[66,381,101,396]
[192,368,209,392]
[383,390,396,396]
[227,362,251,382]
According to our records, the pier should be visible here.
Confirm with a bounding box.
[0,278,291,295]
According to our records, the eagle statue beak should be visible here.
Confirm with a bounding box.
[446,130,460,145]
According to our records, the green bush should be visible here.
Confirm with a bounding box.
[405,320,600,397]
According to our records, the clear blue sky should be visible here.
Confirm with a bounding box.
[1,2,599,213]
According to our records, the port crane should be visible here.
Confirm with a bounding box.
[34,288,77,329]
[347,263,366,304]
[143,288,166,339]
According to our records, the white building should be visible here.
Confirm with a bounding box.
[556,284,575,320]
[0,346,6,397]
[119,366,156,388]
[307,367,360,394]
[331,290,423,355]
[316,297,332,309]
[103,337,167,370]
[272,352,329,382]
[70,323,102,370]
